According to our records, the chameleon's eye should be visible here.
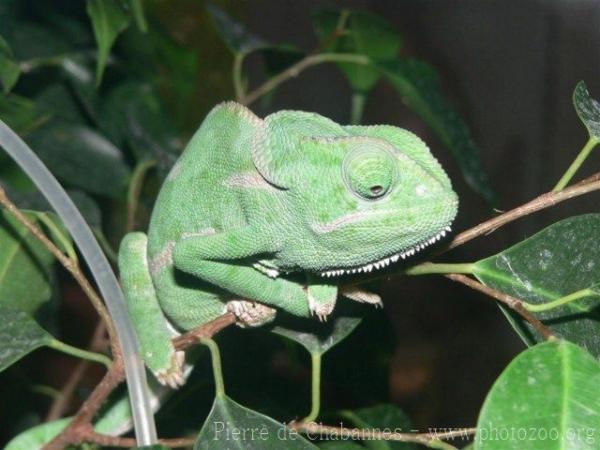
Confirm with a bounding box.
[342,145,397,200]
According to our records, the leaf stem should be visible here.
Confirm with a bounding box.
[350,92,366,125]
[242,53,370,105]
[233,53,246,101]
[553,137,599,191]
[524,287,599,313]
[303,352,322,423]
[48,339,112,368]
[126,158,156,232]
[201,337,226,397]
[404,262,475,276]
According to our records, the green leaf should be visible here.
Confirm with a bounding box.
[4,418,70,450]
[129,0,148,33]
[0,34,20,93]
[195,395,318,449]
[380,58,496,205]
[272,315,361,356]
[86,0,131,85]
[573,81,600,141]
[475,341,600,450]
[26,121,131,198]
[0,210,55,317]
[206,3,268,55]
[340,404,417,450]
[313,9,401,93]
[0,93,48,136]
[0,306,53,372]
[473,214,600,355]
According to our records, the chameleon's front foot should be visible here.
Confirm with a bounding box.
[155,350,186,389]
[226,300,277,327]
[306,283,337,322]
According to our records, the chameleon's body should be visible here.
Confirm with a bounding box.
[118,102,458,386]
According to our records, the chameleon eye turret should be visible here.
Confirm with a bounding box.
[342,141,398,200]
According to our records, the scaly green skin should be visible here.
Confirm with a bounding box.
[118,102,458,386]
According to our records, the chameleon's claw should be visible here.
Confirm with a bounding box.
[227,300,277,327]
[155,350,186,389]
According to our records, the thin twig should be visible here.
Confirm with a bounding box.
[444,172,600,252]
[84,432,195,448]
[241,53,370,106]
[0,185,120,358]
[445,274,556,340]
[290,421,475,449]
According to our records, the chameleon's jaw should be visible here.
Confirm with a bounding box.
[318,226,452,278]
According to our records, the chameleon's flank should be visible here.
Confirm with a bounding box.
[118,102,458,387]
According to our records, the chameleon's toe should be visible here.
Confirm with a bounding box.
[155,350,186,389]
[308,295,335,321]
[227,300,277,327]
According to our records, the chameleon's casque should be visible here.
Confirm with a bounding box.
[118,102,458,386]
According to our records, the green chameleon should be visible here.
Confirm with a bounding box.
[118,102,458,387]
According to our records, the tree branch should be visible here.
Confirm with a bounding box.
[445,273,556,340]
[444,172,600,252]
[240,53,370,106]
[43,314,236,450]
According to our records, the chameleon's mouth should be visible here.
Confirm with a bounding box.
[318,225,452,278]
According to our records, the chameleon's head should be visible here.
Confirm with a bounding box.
[253,111,458,277]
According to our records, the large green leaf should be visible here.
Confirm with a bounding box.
[573,81,600,141]
[0,306,53,372]
[26,120,131,198]
[473,214,600,355]
[380,58,496,205]
[340,404,417,450]
[475,341,600,450]
[206,3,268,55]
[313,9,401,93]
[272,315,361,356]
[195,394,318,449]
[0,210,55,316]
[0,34,20,93]
[86,0,130,85]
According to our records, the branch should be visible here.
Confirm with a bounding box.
[240,53,370,106]
[44,314,236,450]
[445,274,556,340]
[0,185,121,359]
[291,421,475,449]
[444,172,600,252]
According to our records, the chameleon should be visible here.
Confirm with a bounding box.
[118,102,458,387]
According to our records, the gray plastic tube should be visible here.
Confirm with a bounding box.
[0,120,157,445]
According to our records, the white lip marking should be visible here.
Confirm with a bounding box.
[318,226,452,277]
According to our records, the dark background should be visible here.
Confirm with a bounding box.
[1,0,600,445]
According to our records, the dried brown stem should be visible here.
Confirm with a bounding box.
[290,421,475,448]
[84,432,195,448]
[444,172,600,252]
[445,273,556,340]
[0,185,120,358]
